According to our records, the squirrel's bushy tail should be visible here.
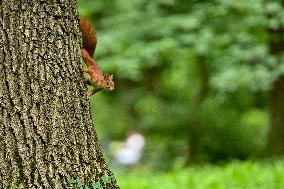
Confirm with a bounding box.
[79,17,97,57]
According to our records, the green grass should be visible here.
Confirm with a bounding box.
[115,160,284,189]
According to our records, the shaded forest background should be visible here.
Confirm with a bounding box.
[78,0,284,169]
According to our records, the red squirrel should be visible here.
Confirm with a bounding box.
[79,17,114,97]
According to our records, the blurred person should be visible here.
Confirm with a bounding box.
[111,131,145,166]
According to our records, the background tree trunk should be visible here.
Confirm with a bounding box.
[0,1,119,188]
[268,76,284,154]
[186,56,209,164]
[267,0,284,155]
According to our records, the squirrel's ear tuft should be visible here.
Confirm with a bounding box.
[79,16,97,57]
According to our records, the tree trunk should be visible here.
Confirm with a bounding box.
[0,1,119,188]
[268,76,284,154]
[186,56,209,164]
[267,1,284,155]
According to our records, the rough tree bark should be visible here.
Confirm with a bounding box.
[0,1,119,188]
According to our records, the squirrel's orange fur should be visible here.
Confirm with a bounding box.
[80,17,97,57]
[79,17,114,97]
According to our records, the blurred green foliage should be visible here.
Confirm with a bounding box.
[78,0,284,167]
